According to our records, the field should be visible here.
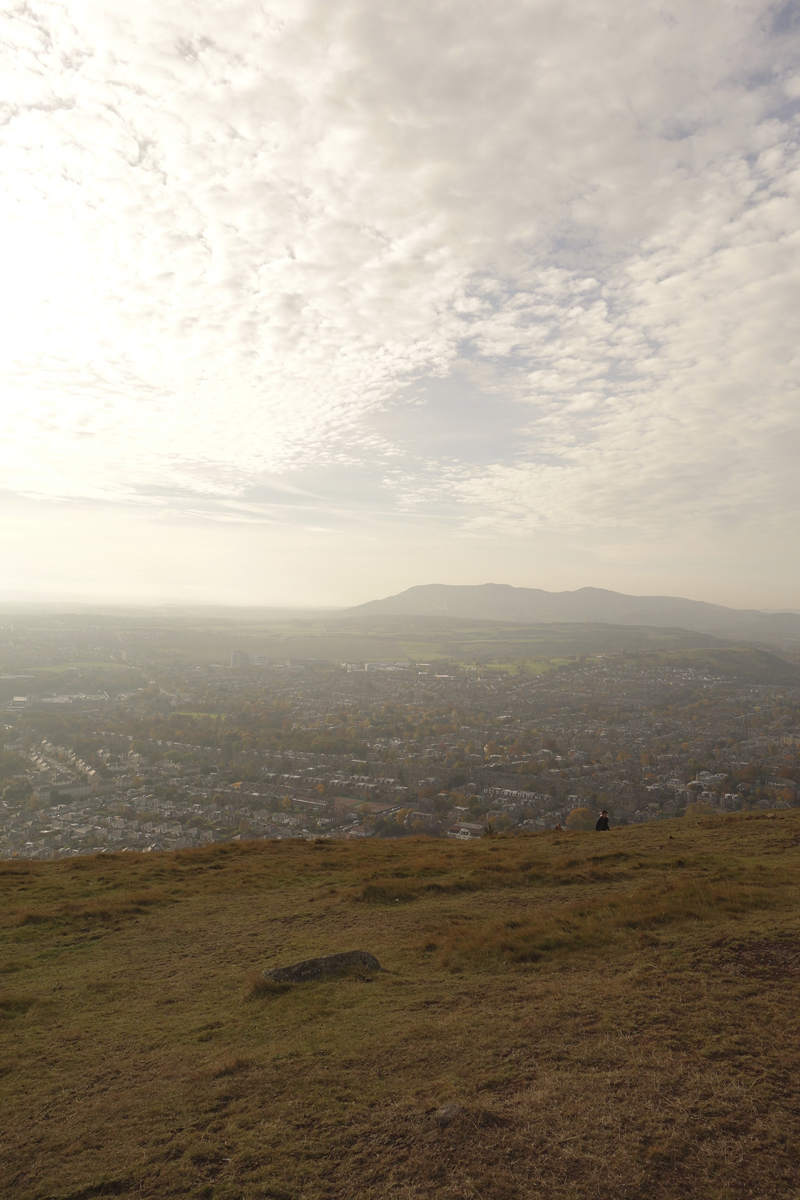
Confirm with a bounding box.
[5,611,800,684]
[3,818,800,1200]
[134,615,728,668]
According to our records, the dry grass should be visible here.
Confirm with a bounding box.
[246,971,290,1000]
[431,870,788,968]
[3,816,800,1199]
[0,991,35,1017]
[11,887,169,927]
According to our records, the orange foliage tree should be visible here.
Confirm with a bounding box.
[566,807,595,831]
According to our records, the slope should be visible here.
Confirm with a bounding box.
[4,818,800,1200]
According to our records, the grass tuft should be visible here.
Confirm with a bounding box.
[15,911,50,926]
[358,882,419,903]
[246,971,291,1000]
[8,888,168,928]
[0,991,35,1017]
[213,1056,253,1077]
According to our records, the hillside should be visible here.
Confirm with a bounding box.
[346,584,800,646]
[4,818,800,1199]
[333,616,728,667]
[641,644,800,686]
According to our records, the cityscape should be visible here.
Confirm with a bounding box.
[3,613,799,859]
[4,0,800,1193]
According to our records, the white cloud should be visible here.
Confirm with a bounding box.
[0,0,799,602]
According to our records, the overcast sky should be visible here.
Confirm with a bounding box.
[2,0,799,609]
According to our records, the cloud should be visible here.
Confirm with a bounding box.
[0,0,798,600]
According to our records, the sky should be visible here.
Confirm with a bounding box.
[1,0,800,610]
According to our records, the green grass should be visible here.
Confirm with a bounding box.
[3,817,800,1198]
[464,657,570,675]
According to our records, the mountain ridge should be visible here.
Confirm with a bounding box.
[345,583,800,645]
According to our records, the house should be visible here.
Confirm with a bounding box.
[446,822,484,840]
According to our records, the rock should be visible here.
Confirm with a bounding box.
[264,950,383,985]
[434,1103,465,1128]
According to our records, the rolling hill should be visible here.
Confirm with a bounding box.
[346,584,800,646]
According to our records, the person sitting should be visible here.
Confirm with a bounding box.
[595,809,610,831]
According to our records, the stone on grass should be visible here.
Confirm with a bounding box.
[434,1104,465,1128]
[264,950,383,985]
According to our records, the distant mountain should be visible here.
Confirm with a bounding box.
[345,584,800,646]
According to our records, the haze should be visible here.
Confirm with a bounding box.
[2,0,799,609]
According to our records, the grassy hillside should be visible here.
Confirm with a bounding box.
[4,819,800,1199]
[640,644,800,685]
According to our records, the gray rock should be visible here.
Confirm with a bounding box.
[264,950,383,984]
[434,1103,465,1128]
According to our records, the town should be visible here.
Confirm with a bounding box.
[2,616,799,860]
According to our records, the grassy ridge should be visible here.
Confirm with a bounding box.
[3,819,800,1199]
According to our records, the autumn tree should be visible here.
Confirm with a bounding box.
[566,807,595,831]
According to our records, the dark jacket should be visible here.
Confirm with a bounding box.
[595,816,610,831]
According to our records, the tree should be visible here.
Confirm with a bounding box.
[566,807,595,831]
[2,780,32,805]
[0,749,24,780]
[684,800,715,820]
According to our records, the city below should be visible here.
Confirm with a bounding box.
[2,608,799,860]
